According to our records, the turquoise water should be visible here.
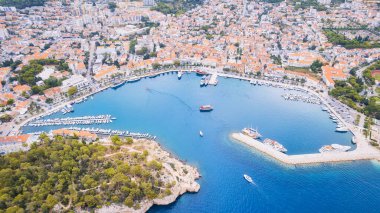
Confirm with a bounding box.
[23,73,380,212]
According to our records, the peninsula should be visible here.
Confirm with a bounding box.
[0,133,200,212]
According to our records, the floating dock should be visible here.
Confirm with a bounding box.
[231,133,380,165]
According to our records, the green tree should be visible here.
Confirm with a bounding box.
[67,86,78,97]
[0,114,12,122]
[6,99,14,106]
[129,40,137,54]
[152,63,161,70]
[310,60,323,73]
[108,2,117,12]
[173,60,181,67]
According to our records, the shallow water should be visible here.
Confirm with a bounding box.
[23,72,380,212]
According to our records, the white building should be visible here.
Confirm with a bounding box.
[61,75,89,92]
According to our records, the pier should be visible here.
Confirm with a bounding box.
[26,115,114,127]
[231,133,380,165]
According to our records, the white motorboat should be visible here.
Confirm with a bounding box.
[244,174,253,183]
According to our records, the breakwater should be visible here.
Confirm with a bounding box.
[231,133,380,165]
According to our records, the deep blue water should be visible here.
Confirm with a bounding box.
[23,73,380,212]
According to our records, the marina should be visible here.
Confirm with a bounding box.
[281,93,322,105]
[65,127,157,140]
[26,115,114,126]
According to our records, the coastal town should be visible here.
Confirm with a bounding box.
[0,0,380,212]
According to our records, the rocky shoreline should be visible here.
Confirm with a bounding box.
[96,139,201,213]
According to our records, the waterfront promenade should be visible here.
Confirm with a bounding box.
[231,133,380,165]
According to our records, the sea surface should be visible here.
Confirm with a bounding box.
[23,72,380,212]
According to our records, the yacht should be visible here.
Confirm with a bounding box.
[243,174,253,183]
[242,127,262,139]
[199,131,204,137]
[199,105,213,112]
[335,127,349,132]
[178,71,183,79]
[351,136,357,144]
[263,138,287,153]
[200,79,205,86]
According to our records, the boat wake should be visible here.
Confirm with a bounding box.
[146,88,193,111]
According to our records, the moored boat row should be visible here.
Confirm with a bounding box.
[27,115,114,126]
[66,127,156,140]
[281,93,321,105]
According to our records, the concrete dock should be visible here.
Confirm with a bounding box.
[231,133,380,165]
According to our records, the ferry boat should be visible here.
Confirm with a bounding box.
[335,127,349,132]
[242,127,262,139]
[263,138,287,153]
[319,144,351,153]
[199,105,213,112]
[178,71,183,79]
[243,174,253,183]
[199,131,204,137]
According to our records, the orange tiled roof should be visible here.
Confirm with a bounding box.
[0,134,31,143]
[52,128,97,140]
[13,85,31,93]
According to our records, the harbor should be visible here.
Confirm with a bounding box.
[18,72,380,213]
[26,115,115,126]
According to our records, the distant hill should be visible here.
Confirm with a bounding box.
[152,0,204,15]
[0,0,47,9]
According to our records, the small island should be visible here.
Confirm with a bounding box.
[0,133,200,212]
